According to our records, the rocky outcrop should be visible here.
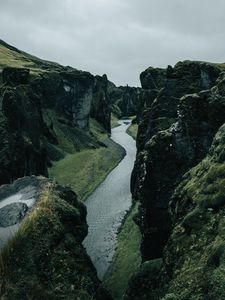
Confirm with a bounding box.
[131,61,223,261]
[126,123,225,299]
[0,40,113,185]
[127,61,225,299]
[136,61,220,151]
[0,176,112,300]
[91,74,111,133]
[108,82,141,118]
[0,203,28,227]
[0,72,48,184]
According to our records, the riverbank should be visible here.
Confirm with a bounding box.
[49,119,125,201]
[126,123,138,140]
[103,123,141,299]
[83,120,136,280]
[103,202,141,300]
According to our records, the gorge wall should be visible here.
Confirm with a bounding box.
[108,81,141,118]
[126,61,225,299]
[0,39,112,185]
[0,39,116,299]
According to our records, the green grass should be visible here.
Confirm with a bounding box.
[103,202,141,300]
[49,138,124,201]
[111,113,120,128]
[126,123,138,140]
[0,180,101,299]
[0,40,62,75]
[48,117,125,201]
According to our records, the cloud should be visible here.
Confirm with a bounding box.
[0,0,225,86]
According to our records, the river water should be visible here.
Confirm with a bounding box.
[83,120,136,279]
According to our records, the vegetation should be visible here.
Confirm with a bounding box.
[0,179,106,299]
[111,113,120,128]
[103,203,141,300]
[126,123,138,140]
[49,119,124,201]
[49,139,124,201]
[0,39,62,76]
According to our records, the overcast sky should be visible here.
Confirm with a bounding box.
[1,0,225,86]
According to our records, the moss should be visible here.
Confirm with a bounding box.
[160,125,225,299]
[103,203,141,300]
[0,179,107,299]
[124,259,167,300]
[49,137,124,201]
[126,124,138,140]
[111,113,120,128]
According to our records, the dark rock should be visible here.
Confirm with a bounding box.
[131,61,224,261]
[2,67,30,85]
[108,82,141,118]
[91,74,111,132]
[0,202,28,227]
[140,67,167,90]
[0,176,112,300]
[127,62,225,299]
[0,42,113,184]
[124,259,167,300]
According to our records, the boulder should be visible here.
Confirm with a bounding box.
[0,202,28,227]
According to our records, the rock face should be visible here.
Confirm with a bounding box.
[126,61,225,299]
[108,82,141,118]
[132,61,223,260]
[91,74,111,133]
[0,40,112,185]
[0,176,112,300]
[127,124,225,300]
[0,202,28,227]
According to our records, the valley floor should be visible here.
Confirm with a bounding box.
[49,119,125,201]
[102,123,141,300]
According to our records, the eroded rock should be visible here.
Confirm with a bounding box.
[0,202,28,227]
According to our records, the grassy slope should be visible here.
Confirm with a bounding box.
[111,113,120,129]
[0,39,63,75]
[49,140,124,201]
[126,124,138,140]
[0,179,103,299]
[49,119,124,201]
[103,203,141,300]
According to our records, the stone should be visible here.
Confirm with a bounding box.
[0,176,112,300]
[0,202,28,227]
[2,67,30,85]
[0,39,113,184]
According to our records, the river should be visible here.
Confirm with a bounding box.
[83,120,136,279]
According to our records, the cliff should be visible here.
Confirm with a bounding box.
[0,39,120,299]
[0,39,112,185]
[108,81,141,118]
[0,176,111,299]
[126,61,225,299]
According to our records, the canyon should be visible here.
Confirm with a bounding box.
[1,39,225,300]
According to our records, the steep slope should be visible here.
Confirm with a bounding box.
[132,61,223,260]
[0,40,115,186]
[108,81,141,118]
[125,123,225,300]
[0,176,111,299]
[125,61,225,299]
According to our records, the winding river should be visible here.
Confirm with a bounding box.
[83,120,136,279]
